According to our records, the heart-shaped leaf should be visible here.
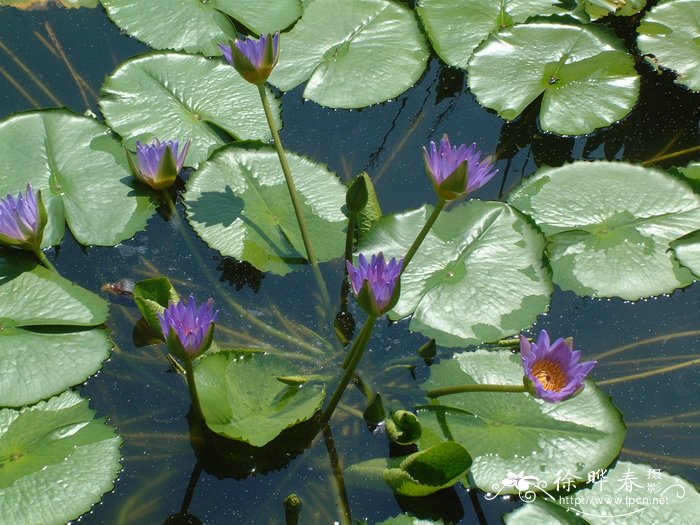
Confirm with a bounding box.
[100,52,280,166]
[269,0,429,108]
[467,22,639,135]
[0,109,155,247]
[508,161,700,299]
[185,145,346,275]
[0,390,122,525]
[358,201,552,347]
[418,350,626,494]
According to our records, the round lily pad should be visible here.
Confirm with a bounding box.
[416,0,572,69]
[671,230,700,279]
[185,145,347,275]
[418,350,626,494]
[467,22,639,135]
[0,390,122,525]
[100,52,280,166]
[637,0,700,92]
[268,0,429,108]
[0,251,110,407]
[508,161,700,300]
[358,201,552,347]
[0,109,155,247]
[195,351,325,447]
[102,0,301,56]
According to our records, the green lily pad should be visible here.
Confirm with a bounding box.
[506,461,700,524]
[418,350,626,494]
[347,441,472,496]
[504,499,590,524]
[377,516,446,525]
[0,252,110,407]
[671,230,700,279]
[508,161,700,300]
[0,109,155,247]
[467,22,639,135]
[358,201,552,347]
[416,0,573,69]
[101,0,301,56]
[580,0,646,20]
[268,0,429,108]
[637,0,700,92]
[0,390,122,525]
[195,351,325,447]
[100,52,280,166]
[185,145,346,275]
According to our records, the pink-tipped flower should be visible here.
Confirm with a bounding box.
[347,252,403,316]
[219,32,280,85]
[0,183,47,251]
[158,295,218,361]
[423,134,498,200]
[128,138,191,190]
[520,330,597,403]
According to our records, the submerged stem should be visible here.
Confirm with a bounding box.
[426,383,527,398]
[401,198,446,272]
[321,315,378,424]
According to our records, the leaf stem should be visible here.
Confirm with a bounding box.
[401,198,446,272]
[34,248,58,273]
[321,315,378,424]
[183,358,204,420]
[426,383,527,398]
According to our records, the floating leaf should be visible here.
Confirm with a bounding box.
[347,442,471,496]
[506,461,700,524]
[671,230,700,279]
[0,251,110,407]
[195,351,325,447]
[579,0,646,20]
[377,515,446,525]
[504,499,589,524]
[185,145,346,275]
[0,391,121,525]
[101,0,301,56]
[100,52,279,166]
[468,22,639,135]
[418,350,626,494]
[358,201,552,347]
[416,0,573,69]
[269,0,429,108]
[637,0,700,92]
[0,109,155,247]
[508,161,700,299]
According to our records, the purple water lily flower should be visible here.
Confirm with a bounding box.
[129,138,191,190]
[423,134,498,200]
[219,32,280,85]
[158,295,218,360]
[520,330,597,403]
[0,183,47,251]
[347,252,403,316]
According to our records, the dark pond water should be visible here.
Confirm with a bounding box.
[0,4,698,525]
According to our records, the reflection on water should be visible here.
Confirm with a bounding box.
[0,4,698,524]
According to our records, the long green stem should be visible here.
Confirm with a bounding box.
[183,359,204,419]
[257,85,331,312]
[321,315,378,424]
[426,383,527,398]
[34,248,57,273]
[401,198,446,272]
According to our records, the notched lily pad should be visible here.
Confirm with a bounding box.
[0,109,155,247]
[0,390,122,525]
[269,0,429,108]
[195,351,326,447]
[418,350,626,494]
[0,251,111,407]
[508,161,700,299]
[358,201,552,347]
[467,22,639,135]
[185,145,346,275]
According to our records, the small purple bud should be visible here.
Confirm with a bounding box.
[219,32,280,85]
[129,138,191,190]
[0,183,47,251]
[158,295,218,360]
[346,252,403,316]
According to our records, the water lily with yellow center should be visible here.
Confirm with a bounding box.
[520,330,597,403]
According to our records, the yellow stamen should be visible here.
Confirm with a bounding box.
[533,359,568,392]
